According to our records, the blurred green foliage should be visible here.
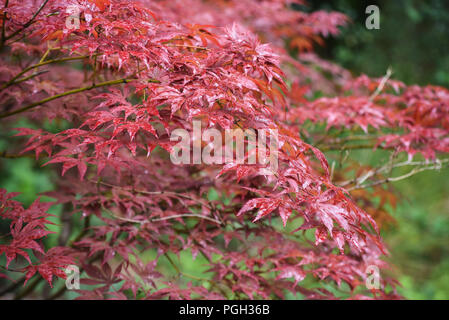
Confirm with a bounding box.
[311,0,449,299]
[387,171,449,299]
[311,0,449,87]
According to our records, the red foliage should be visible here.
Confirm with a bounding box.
[0,190,75,286]
[0,0,447,299]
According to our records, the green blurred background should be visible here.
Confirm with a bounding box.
[310,0,449,87]
[1,0,449,299]
[310,0,449,299]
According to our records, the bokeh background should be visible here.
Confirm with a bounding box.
[311,0,449,299]
[1,0,449,299]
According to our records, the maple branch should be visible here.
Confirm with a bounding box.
[91,179,212,210]
[0,277,23,297]
[0,54,104,91]
[348,163,449,191]
[68,215,92,247]
[325,135,379,145]
[318,143,378,152]
[342,158,449,191]
[0,151,33,158]
[0,78,142,119]
[0,265,23,273]
[13,69,50,85]
[312,129,382,152]
[14,275,41,299]
[153,214,222,225]
[337,153,398,188]
[388,158,449,168]
[103,205,222,225]
[165,44,209,51]
[3,0,49,43]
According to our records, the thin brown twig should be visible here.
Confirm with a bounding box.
[14,70,49,85]
[90,179,212,210]
[3,0,50,42]
[337,158,449,189]
[0,151,34,158]
[165,44,209,51]
[1,54,104,91]
[318,143,378,152]
[0,78,144,119]
[347,161,449,191]
[102,205,221,225]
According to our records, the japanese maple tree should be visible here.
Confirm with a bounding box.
[0,0,448,300]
